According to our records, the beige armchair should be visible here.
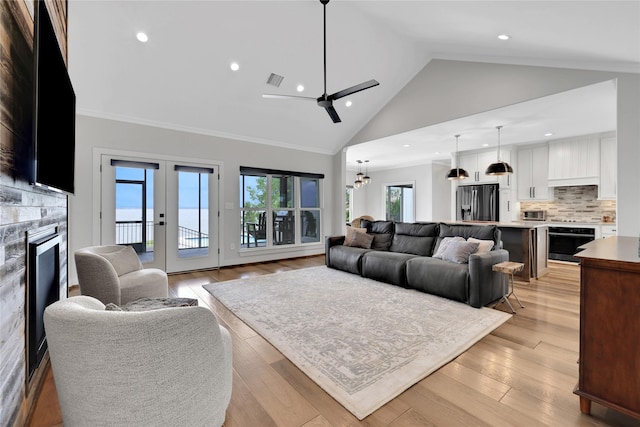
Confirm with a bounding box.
[75,245,168,305]
[44,295,233,426]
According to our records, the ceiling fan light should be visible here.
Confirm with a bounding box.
[447,168,469,180]
[485,161,513,176]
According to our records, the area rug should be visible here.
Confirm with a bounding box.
[203,266,511,420]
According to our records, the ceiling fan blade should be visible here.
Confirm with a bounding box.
[328,79,379,101]
[262,94,316,101]
[325,106,341,123]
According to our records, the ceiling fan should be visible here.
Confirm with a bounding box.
[262,0,379,123]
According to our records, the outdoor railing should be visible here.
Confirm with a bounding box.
[115,221,208,251]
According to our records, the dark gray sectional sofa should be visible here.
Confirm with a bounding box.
[325,220,509,308]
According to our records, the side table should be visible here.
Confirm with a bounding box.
[492,261,525,314]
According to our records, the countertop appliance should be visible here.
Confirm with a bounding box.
[456,183,499,222]
[522,210,547,221]
[548,226,596,262]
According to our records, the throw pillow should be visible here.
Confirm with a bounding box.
[433,236,465,259]
[344,226,367,246]
[441,240,480,264]
[467,237,494,254]
[104,303,123,311]
[99,246,142,276]
[348,230,374,249]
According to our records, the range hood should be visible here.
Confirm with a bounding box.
[547,177,599,187]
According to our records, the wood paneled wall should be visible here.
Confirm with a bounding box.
[0,1,68,426]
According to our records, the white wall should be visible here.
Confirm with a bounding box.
[351,163,450,222]
[69,115,335,284]
[346,59,640,236]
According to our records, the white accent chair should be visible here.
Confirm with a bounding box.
[44,295,233,427]
[75,245,168,305]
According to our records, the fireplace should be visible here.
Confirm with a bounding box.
[26,227,61,382]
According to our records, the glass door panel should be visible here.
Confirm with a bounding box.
[101,155,166,270]
[165,161,218,273]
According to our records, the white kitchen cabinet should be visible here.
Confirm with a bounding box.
[459,151,497,183]
[517,145,552,201]
[599,136,617,199]
[458,149,512,186]
[548,136,600,186]
[600,224,617,238]
[499,188,517,222]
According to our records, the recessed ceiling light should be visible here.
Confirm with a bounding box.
[482,143,489,147]
[345,100,353,107]
[136,32,148,43]
[435,151,440,155]
[296,84,304,92]
[230,62,240,71]
[545,132,553,137]
[498,34,510,41]
[403,144,411,148]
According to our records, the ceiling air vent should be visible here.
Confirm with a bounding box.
[266,73,284,87]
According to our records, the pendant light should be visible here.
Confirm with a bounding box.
[362,160,371,185]
[485,125,513,176]
[446,134,469,180]
[354,160,363,189]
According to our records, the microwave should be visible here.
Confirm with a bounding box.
[523,210,547,221]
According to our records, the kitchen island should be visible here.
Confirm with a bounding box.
[449,221,548,281]
[573,237,640,420]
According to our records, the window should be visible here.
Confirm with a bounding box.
[345,185,353,224]
[240,167,323,249]
[385,183,414,222]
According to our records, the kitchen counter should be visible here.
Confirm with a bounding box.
[577,236,640,264]
[443,221,547,281]
[454,220,616,229]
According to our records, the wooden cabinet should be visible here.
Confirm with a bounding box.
[574,237,640,420]
[548,136,600,187]
[517,145,551,201]
[599,136,617,199]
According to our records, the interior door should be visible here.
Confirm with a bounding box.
[165,161,219,273]
[100,154,166,270]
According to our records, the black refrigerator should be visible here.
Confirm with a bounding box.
[456,183,499,221]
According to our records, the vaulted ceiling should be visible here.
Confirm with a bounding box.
[67,1,640,169]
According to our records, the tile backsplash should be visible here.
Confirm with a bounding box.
[520,185,616,223]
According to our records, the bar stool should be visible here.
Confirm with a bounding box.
[492,261,525,314]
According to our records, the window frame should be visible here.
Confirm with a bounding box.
[240,168,324,250]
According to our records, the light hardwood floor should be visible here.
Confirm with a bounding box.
[27,256,639,426]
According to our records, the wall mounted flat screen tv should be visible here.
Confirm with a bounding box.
[32,0,76,195]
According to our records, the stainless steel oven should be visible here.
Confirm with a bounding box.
[548,226,596,262]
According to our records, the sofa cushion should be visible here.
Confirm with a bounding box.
[361,220,394,251]
[389,222,439,256]
[348,231,374,249]
[433,236,465,259]
[405,257,470,303]
[436,223,500,252]
[361,251,418,287]
[328,245,369,275]
[343,226,367,246]
[468,237,494,254]
[440,240,479,264]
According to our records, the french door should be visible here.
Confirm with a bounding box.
[100,154,219,273]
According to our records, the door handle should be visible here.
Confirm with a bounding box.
[155,221,165,226]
